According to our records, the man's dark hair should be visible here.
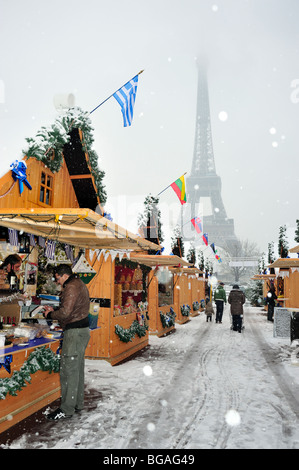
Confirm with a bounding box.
[55,264,73,277]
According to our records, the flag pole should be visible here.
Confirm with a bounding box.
[156,172,187,197]
[89,70,144,115]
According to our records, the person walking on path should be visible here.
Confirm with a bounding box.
[205,297,214,322]
[214,282,227,323]
[228,284,246,333]
[43,264,90,420]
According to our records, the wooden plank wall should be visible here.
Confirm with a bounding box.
[0,157,79,209]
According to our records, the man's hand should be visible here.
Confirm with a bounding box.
[43,305,54,317]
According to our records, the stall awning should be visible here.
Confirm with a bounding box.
[268,258,299,269]
[289,245,299,253]
[251,274,276,280]
[0,208,161,252]
[129,253,190,268]
[180,267,203,275]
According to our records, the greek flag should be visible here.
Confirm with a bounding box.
[113,75,139,127]
[38,236,46,248]
[45,240,56,259]
[8,229,19,247]
[29,233,36,247]
[64,244,74,262]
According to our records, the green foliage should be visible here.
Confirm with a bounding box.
[180,304,191,316]
[160,307,176,328]
[115,320,148,343]
[137,194,164,244]
[0,346,60,400]
[171,225,184,257]
[23,107,107,204]
[245,280,265,307]
[278,225,288,258]
[268,242,275,264]
[187,244,196,265]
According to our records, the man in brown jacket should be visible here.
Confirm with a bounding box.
[228,284,245,333]
[43,264,90,420]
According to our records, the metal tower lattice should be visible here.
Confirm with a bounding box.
[183,61,239,251]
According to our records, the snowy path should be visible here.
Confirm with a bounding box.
[1,306,299,449]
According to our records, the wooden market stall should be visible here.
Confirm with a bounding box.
[0,209,160,366]
[168,267,200,324]
[129,254,191,337]
[251,274,277,302]
[186,267,206,316]
[268,258,299,308]
[0,112,160,431]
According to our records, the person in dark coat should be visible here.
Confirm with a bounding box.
[265,285,277,322]
[228,284,245,333]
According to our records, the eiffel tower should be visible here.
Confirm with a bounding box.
[183,61,239,253]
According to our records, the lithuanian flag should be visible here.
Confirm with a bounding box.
[170,175,186,205]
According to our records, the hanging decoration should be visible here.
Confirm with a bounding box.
[180,304,191,316]
[160,307,176,328]
[0,355,12,374]
[115,320,148,343]
[10,160,32,195]
[72,253,96,284]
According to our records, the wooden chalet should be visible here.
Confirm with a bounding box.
[129,254,191,336]
[268,257,299,308]
[251,273,277,303]
[0,119,160,432]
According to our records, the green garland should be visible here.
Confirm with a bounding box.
[23,107,107,204]
[0,346,60,400]
[160,307,176,328]
[180,304,191,316]
[115,320,148,343]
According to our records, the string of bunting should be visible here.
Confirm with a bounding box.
[4,227,74,262]
[157,175,222,263]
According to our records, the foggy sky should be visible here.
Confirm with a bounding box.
[1,0,299,257]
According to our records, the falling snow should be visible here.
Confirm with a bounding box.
[1,306,299,450]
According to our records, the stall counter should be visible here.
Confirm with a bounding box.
[0,337,61,434]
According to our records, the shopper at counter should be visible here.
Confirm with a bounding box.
[43,264,90,421]
[0,254,22,292]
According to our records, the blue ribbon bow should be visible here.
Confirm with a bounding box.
[10,160,32,194]
[0,354,13,374]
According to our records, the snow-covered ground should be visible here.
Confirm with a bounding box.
[1,305,299,450]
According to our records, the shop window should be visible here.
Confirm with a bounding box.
[39,171,53,205]
[157,268,174,307]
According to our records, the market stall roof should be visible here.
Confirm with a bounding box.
[129,253,190,268]
[251,274,276,280]
[180,267,203,275]
[268,258,299,268]
[0,208,161,252]
[289,244,299,253]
